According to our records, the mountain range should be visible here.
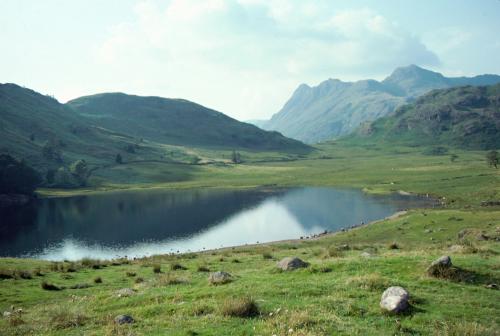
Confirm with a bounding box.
[263,65,500,143]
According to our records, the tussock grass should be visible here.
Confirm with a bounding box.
[48,306,87,329]
[41,281,62,291]
[345,273,391,291]
[220,297,260,318]
[155,273,189,286]
[170,263,188,271]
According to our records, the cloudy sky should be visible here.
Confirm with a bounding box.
[1,0,499,120]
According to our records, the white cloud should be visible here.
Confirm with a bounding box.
[90,1,439,120]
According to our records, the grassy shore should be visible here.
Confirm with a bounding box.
[1,142,499,335]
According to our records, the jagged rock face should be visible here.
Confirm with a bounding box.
[264,65,500,143]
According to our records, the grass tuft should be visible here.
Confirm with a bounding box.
[221,297,260,318]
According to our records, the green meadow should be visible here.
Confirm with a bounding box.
[1,142,499,335]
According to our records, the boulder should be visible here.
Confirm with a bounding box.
[277,257,309,271]
[208,271,232,285]
[430,256,452,268]
[380,286,409,313]
[114,314,134,324]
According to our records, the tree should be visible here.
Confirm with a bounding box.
[115,153,123,164]
[0,154,41,195]
[69,159,89,186]
[486,150,499,168]
[231,150,241,164]
[53,167,78,188]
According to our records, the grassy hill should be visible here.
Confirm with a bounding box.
[0,84,310,188]
[67,93,309,152]
[350,84,500,150]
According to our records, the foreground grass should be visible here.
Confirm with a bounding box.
[4,143,499,334]
[0,208,499,335]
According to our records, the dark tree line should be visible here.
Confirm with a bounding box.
[0,154,41,195]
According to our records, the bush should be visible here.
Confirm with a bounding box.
[197,265,210,272]
[221,297,260,318]
[49,307,87,329]
[134,277,144,284]
[41,281,62,291]
[153,264,161,273]
[126,271,136,277]
[170,263,187,271]
[262,252,273,260]
[93,277,102,284]
[388,242,400,250]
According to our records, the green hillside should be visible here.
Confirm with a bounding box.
[351,84,500,150]
[67,93,309,152]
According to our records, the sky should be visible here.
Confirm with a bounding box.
[1,0,500,121]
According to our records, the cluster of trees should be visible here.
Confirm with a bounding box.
[0,154,41,195]
[46,159,89,188]
[231,150,242,164]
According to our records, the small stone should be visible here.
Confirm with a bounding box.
[208,271,232,285]
[360,252,372,258]
[114,314,134,324]
[3,311,11,318]
[485,283,498,290]
[116,288,136,297]
[424,229,433,233]
[380,286,410,313]
[277,257,309,271]
[449,245,464,252]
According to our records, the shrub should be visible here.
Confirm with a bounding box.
[93,277,103,284]
[388,242,400,250]
[15,270,32,279]
[125,271,137,277]
[0,269,14,279]
[262,252,273,260]
[221,297,260,318]
[170,263,187,271]
[134,277,144,284]
[153,264,161,273]
[41,281,62,291]
[197,265,210,272]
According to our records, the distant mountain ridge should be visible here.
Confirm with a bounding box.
[264,65,500,143]
[351,84,500,150]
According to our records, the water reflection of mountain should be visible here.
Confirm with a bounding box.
[0,189,283,257]
[279,188,432,232]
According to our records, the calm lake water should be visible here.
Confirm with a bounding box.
[0,187,435,260]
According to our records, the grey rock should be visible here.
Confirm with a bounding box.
[380,286,410,313]
[277,257,309,271]
[430,256,452,268]
[116,288,136,297]
[114,314,134,324]
[208,271,232,285]
[360,252,373,258]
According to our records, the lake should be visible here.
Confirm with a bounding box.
[0,187,436,260]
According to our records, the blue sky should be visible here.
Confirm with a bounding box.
[1,0,499,120]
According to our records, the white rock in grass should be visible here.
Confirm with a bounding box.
[380,286,409,313]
